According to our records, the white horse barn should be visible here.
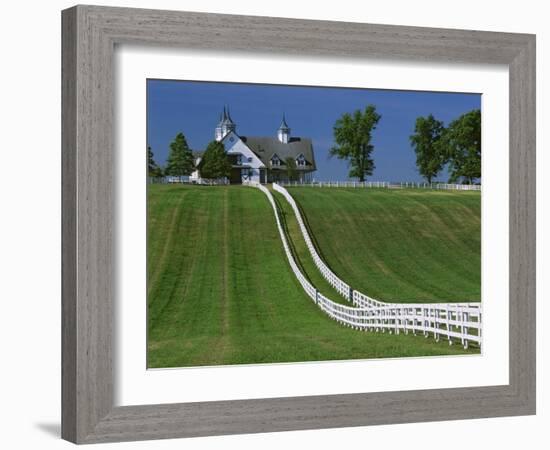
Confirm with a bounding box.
[191,107,316,184]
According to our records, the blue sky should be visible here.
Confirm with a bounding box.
[147,79,480,182]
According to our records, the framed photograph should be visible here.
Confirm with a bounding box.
[62,5,536,444]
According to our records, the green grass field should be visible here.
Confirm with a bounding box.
[147,184,478,369]
[287,187,481,303]
[271,190,349,305]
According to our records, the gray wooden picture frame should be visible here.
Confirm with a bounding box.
[61,4,536,444]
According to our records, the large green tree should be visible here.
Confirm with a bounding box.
[165,132,195,176]
[285,157,299,182]
[147,146,163,177]
[442,109,481,184]
[409,114,445,183]
[199,141,232,180]
[329,105,381,182]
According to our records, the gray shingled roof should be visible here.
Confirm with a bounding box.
[240,136,316,170]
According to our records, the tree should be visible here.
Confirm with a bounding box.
[409,114,445,184]
[147,146,163,177]
[285,157,299,182]
[441,109,481,184]
[199,140,232,180]
[165,132,195,176]
[329,105,381,182]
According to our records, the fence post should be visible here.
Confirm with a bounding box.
[464,311,469,349]
[395,308,399,335]
[435,309,440,342]
[459,306,465,348]
[424,308,430,338]
[446,305,452,345]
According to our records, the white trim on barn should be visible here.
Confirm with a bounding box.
[223,131,266,184]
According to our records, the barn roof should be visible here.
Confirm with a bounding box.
[240,136,316,170]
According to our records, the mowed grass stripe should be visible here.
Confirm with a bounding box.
[334,191,476,300]
[147,185,478,369]
[146,187,187,299]
[288,188,481,303]
[148,185,227,366]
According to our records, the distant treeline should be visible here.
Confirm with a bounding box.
[148,106,481,184]
[148,133,231,181]
[329,106,481,184]
[409,109,481,184]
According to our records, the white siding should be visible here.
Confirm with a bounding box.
[223,132,265,183]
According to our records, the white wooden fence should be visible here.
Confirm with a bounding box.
[148,176,229,185]
[258,181,482,348]
[279,181,481,191]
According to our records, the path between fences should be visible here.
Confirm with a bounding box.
[245,181,482,349]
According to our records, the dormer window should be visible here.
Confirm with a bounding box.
[296,154,306,167]
[271,154,281,166]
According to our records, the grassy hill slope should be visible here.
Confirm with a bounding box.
[287,188,481,303]
[271,190,349,305]
[147,185,477,369]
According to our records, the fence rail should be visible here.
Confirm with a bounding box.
[263,182,482,348]
[148,176,230,185]
[278,181,481,191]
